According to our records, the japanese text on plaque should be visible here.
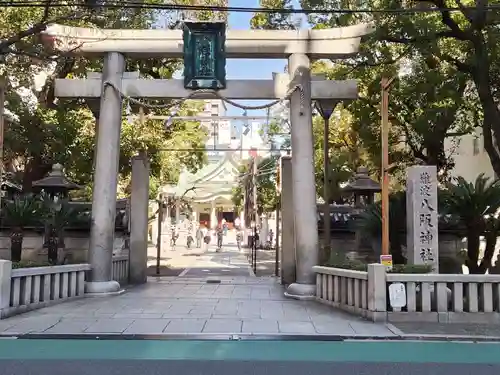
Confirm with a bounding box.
[418,171,436,264]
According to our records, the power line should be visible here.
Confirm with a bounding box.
[158,147,289,152]
[3,0,500,15]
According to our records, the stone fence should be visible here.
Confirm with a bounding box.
[313,264,500,324]
[112,255,129,285]
[0,230,129,263]
[0,261,90,319]
[0,255,130,319]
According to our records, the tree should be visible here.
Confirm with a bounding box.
[1,1,210,196]
[232,156,279,215]
[251,0,296,30]
[3,196,42,262]
[312,106,371,203]
[442,174,500,274]
[302,0,500,176]
[252,1,488,180]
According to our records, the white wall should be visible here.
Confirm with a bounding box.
[445,128,495,182]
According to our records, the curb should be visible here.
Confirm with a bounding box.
[1,333,500,342]
[384,323,500,342]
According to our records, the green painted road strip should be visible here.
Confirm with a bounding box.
[0,340,499,363]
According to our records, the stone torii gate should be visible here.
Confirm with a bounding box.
[43,23,373,298]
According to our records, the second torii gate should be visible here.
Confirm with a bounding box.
[43,23,373,298]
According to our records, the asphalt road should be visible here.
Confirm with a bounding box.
[2,360,499,375]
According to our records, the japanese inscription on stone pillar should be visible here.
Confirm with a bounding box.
[406,166,439,272]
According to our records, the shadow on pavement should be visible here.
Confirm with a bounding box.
[147,256,171,262]
[146,265,184,277]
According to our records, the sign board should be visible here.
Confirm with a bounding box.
[380,254,393,270]
[406,166,439,272]
[183,22,227,90]
[388,282,407,308]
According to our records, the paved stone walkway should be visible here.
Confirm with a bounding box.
[148,232,253,277]
[0,276,395,336]
[390,322,500,338]
[0,232,396,337]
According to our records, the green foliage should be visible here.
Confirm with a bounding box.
[253,0,499,181]
[0,1,209,196]
[312,106,371,203]
[355,174,500,273]
[39,196,88,231]
[304,0,500,177]
[2,195,42,228]
[357,191,407,264]
[325,252,432,274]
[11,259,82,268]
[11,260,51,269]
[251,0,296,30]
[442,174,500,273]
[441,174,500,223]
[231,156,279,214]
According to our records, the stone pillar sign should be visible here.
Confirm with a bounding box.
[406,166,439,273]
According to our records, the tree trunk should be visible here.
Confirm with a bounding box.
[470,35,500,177]
[22,156,52,193]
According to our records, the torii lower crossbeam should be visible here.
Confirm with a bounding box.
[55,76,357,101]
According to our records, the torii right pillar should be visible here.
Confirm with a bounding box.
[285,53,319,300]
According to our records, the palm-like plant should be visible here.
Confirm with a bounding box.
[3,196,42,262]
[41,196,83,264]
[441,174,500,274]
[357,191,407,264]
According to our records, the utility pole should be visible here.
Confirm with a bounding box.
[275,200,280,277]
[381,76,395,256]
[252,155,258,275]
[252,155,259,229]
[156,194,164,276]
[0,77,5,210]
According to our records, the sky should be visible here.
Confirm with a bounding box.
[225,0,296,117]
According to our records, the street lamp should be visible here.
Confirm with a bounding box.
[315,100,338,262]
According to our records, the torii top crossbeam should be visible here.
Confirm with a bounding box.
[43,23,375,59]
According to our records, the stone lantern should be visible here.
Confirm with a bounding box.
[32,163,82,198]
[342,167,381,206]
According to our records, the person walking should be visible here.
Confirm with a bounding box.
[236,229,243,251]
[201,225,210,252]
[195,223,202,248]
[216,225,224,251]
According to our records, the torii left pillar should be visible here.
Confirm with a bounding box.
[285,53,319,300]
[86,52,125,294]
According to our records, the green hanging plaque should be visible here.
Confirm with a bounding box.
[183,22,226,90]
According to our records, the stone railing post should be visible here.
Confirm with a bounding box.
[0,260,12,312]
[367,263,387,321]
